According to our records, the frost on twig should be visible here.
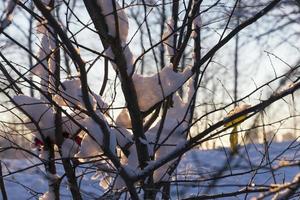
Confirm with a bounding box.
[271,173,300,200]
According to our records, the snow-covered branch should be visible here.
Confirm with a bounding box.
[0,0,17,32]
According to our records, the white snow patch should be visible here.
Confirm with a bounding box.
[53,78,108,111]
[32,25,56,98]
[115,108,131,129]
[133,63,192,111]
[3,141,300,199]
[61,113,84,136]
[75,114,117,161]
[146,80,194,182]
[162,18,175,57]
[111,127,133,148]
[13,95,55,140]
[228,103,251,116]
[39,191,55,200]
[0,0,16,29]
[96,0,129,43]
[75,132,102,162]
[53,78,94,108]
[105,45,134,75]
[61,138,79,158]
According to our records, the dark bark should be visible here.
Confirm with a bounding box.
[53,34,82,200]
[44,138,60,200]
[0,161,8,200]
[82,0,150,170]
[32,1,139,198]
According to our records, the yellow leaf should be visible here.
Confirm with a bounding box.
[230,126,238,154]
[224,115,247,128]
[224,103,251,128]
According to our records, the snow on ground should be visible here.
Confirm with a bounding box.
[2,156,104,199]
[174,140,300,199]
[2,140,300,199]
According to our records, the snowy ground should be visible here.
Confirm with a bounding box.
[2,158,104,199]
[2,140,300,199]
[173,140,300,199]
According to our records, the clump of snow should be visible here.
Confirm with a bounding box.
[53,78,108,111]
[75,113,117,161]
[53,78,94,108]
[13,95,55,140]
[32,23,56,99]
[111,79,195,185]
[147,79,194,182]
[133,63,192,111]
[93,93,109,111]
[115,108,146,129]
[228,103,251,115]
[191,15,201,38]
[105,45,134,75]
[112,146,139,190]
[115,79,194,184]
[115,108,131,129]
[162,18,175,57]
[0,0,16,29]
[111,127,133,148]
[96,0,129,43]
[75,132,101,162]
[109,127,117,155]
[61,138,79,158]
[39,191,55,200]
[39,149,49,160]
[13,95,88,142]
[61,113,84,136]
[97,0,134,75]
[147,113,187,182]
